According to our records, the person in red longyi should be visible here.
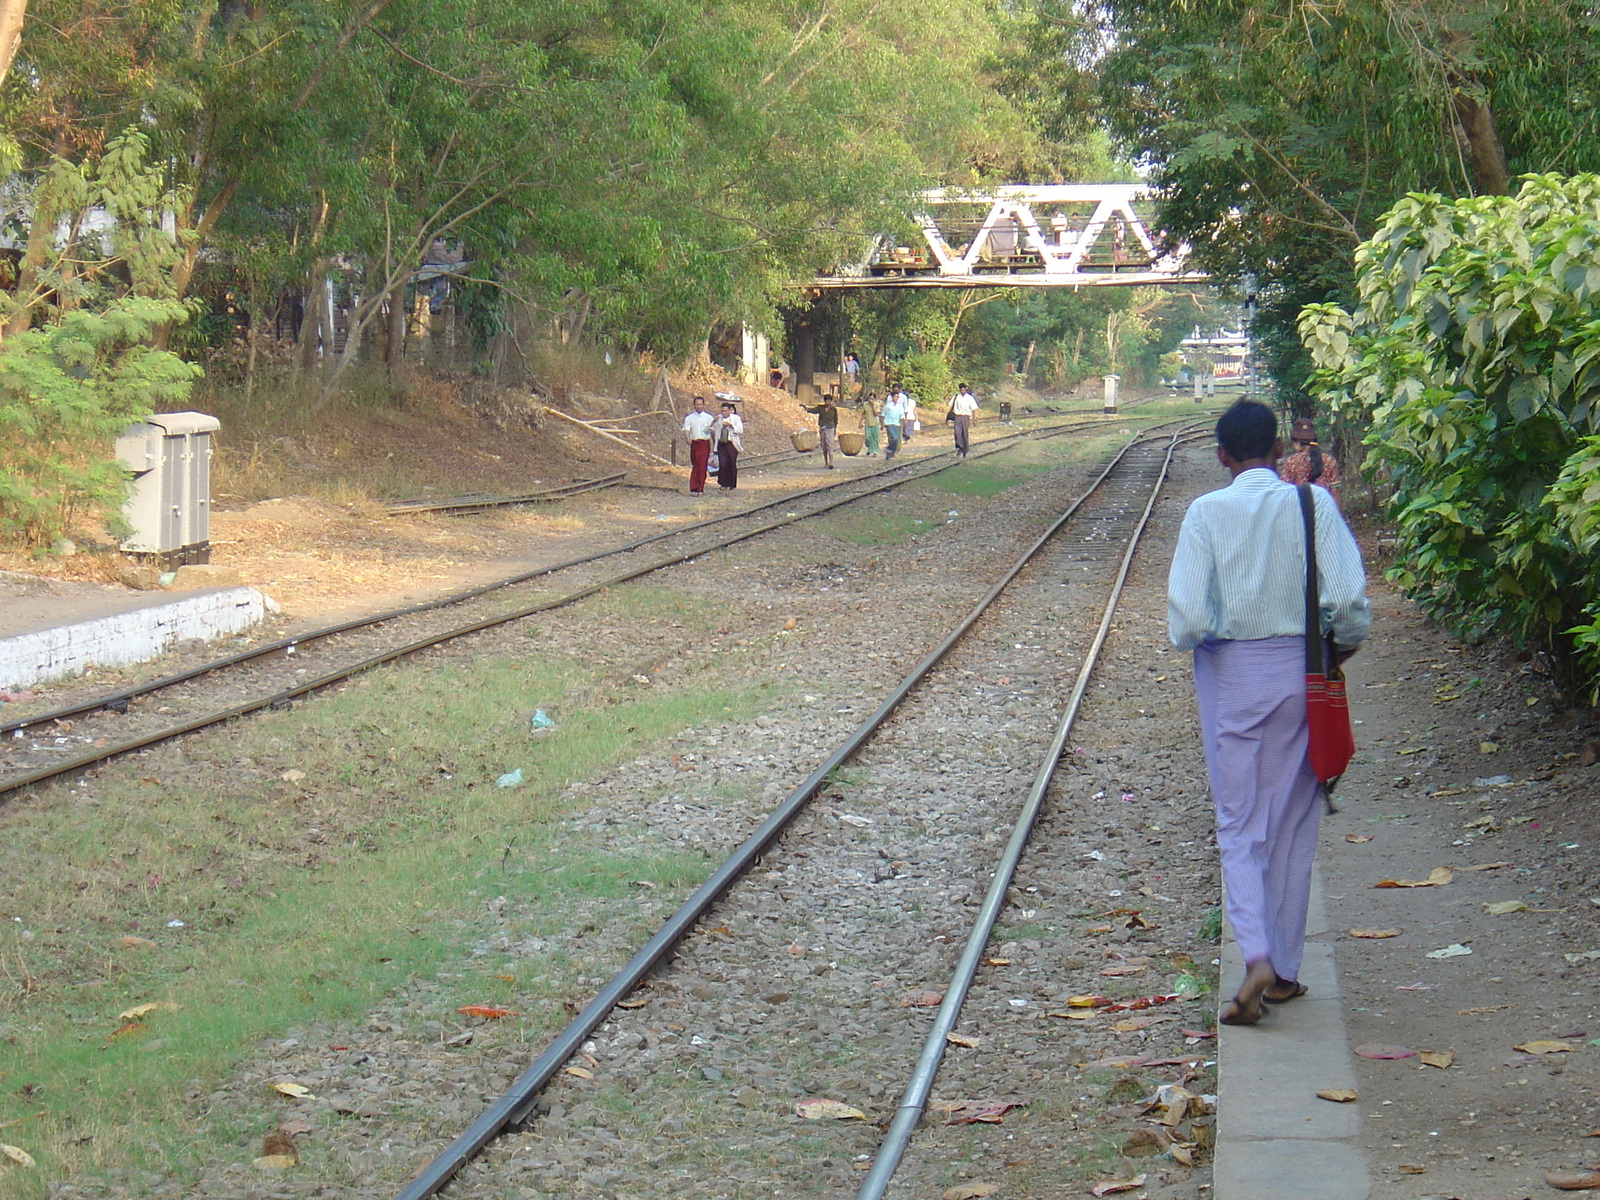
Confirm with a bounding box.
[681,395,715,495]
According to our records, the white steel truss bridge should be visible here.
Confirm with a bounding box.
[810,184,1205,290]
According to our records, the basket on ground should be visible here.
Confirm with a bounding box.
[837,432,864,456]
[790,429,819,452]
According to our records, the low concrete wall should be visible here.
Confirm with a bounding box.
[0,587,268,690]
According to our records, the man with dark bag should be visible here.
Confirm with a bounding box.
[1167,400,1369,1025]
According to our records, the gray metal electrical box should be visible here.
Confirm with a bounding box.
[115,412,221,566]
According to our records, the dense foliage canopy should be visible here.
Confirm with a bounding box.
[1301,175,1600,698]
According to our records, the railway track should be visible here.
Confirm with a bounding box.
[386,423,1211,1200]
[0,413,1197,800]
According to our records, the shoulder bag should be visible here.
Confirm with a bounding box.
[1299,484,1356,793]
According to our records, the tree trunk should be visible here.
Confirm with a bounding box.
[0,0,28,91]
[384,270,408,387]
[1451,86,1510,196]
[793,310,816,406]
[1021,340,1037,379]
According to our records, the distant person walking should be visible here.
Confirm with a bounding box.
[843,353,859,388]
[711,400,743,494]
[802,393,841,469]
[902,389,918,443]
[1278,417,1342,507]
[1168,400,1369,1025]
[860,391,882,457]
[681,395,715,495]
[948,384,979,458]
[880,389,906,460]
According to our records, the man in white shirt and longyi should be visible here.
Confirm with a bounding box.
[1167,400,1370,1025]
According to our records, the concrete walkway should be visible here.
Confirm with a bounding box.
[1214,866,1372,1200]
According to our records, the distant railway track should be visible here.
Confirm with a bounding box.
[392,422,1210,1200]
[0,408,1198,800]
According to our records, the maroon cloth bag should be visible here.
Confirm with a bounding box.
[1298,484,1356,786]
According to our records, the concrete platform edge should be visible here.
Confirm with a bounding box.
[1215,864,1372,1200]
[0,586,267,690]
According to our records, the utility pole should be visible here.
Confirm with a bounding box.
[1243,273,1258,400]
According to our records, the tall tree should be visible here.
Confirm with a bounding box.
[1097,0,1600,406]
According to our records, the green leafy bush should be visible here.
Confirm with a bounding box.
[0,131,200,547]
[1300,174,1600,699]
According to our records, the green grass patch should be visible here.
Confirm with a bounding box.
[0,629,771,1197]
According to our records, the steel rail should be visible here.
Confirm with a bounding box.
[855,429,1196,1200]
[392,424,1201,1200]
[0,412,1180,742]
[381,473,627,515]
[0,420,1198,799]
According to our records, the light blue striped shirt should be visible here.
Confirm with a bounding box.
[1167,468,1370,652]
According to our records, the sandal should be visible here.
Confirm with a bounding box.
[1264,978,1309,1003]
[1219,996,1268,1025]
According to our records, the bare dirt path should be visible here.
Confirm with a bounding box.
[1321,583,1600,1199]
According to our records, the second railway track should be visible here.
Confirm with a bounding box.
[0,415,1200,799]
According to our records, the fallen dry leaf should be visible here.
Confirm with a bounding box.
[1418,1050,1456,1069]
[1112,1014,1179,1032]
[795,1099,866,1121]
[1483,900,1529,915]
[937,1100,1026,1125]
[945,1032,980,1048]
[1169,1142,1198,1167]
[455,1005,516,1019]
[1374,866,1454,888]
[118,936,157,950]
[1317,1089,1358,1102]
[1085,923,1114,934]
[270,1082,316,1100]
[1397,1164,1428,1175]
[616,995,649,1010]
[1090,1176,1147,1197]
[899,989,944,1008]
[1,1143,36,1167]
[1098,964,1147,977]
[259,1131,297,1162]
[1460,861,1511,871]
[253,1154,296,1170]
[941,1186,999,1200]
[1513,1040,1573,1055]
[1100,993,1179,1013]
[983,957,1011,966]
[1458,1005,1512,1015]
[1344,833,1374,843]
[1349,928,1400,939]
[1047,1008,1097,1020]
[564,1066,594,1080]
[1065,994,1109,1008]
[1354,1043,1416,1060]
[118,1001,179,1021]
[1122,1127,1169,1157]
[1548,1169,1600,1190]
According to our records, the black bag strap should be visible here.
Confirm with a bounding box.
[1298,484,1326,676]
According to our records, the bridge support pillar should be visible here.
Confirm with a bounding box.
[794,313,816,406]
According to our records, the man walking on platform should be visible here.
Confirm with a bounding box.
[802,392,841,469]
[1167,400,1369,1025]
[948,384,978,457]
[681,395,715,495]
[880,389,905,460]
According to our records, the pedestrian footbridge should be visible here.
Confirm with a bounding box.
[812,184,1204,289]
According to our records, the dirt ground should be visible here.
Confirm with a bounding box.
[6,382,1599,1196]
